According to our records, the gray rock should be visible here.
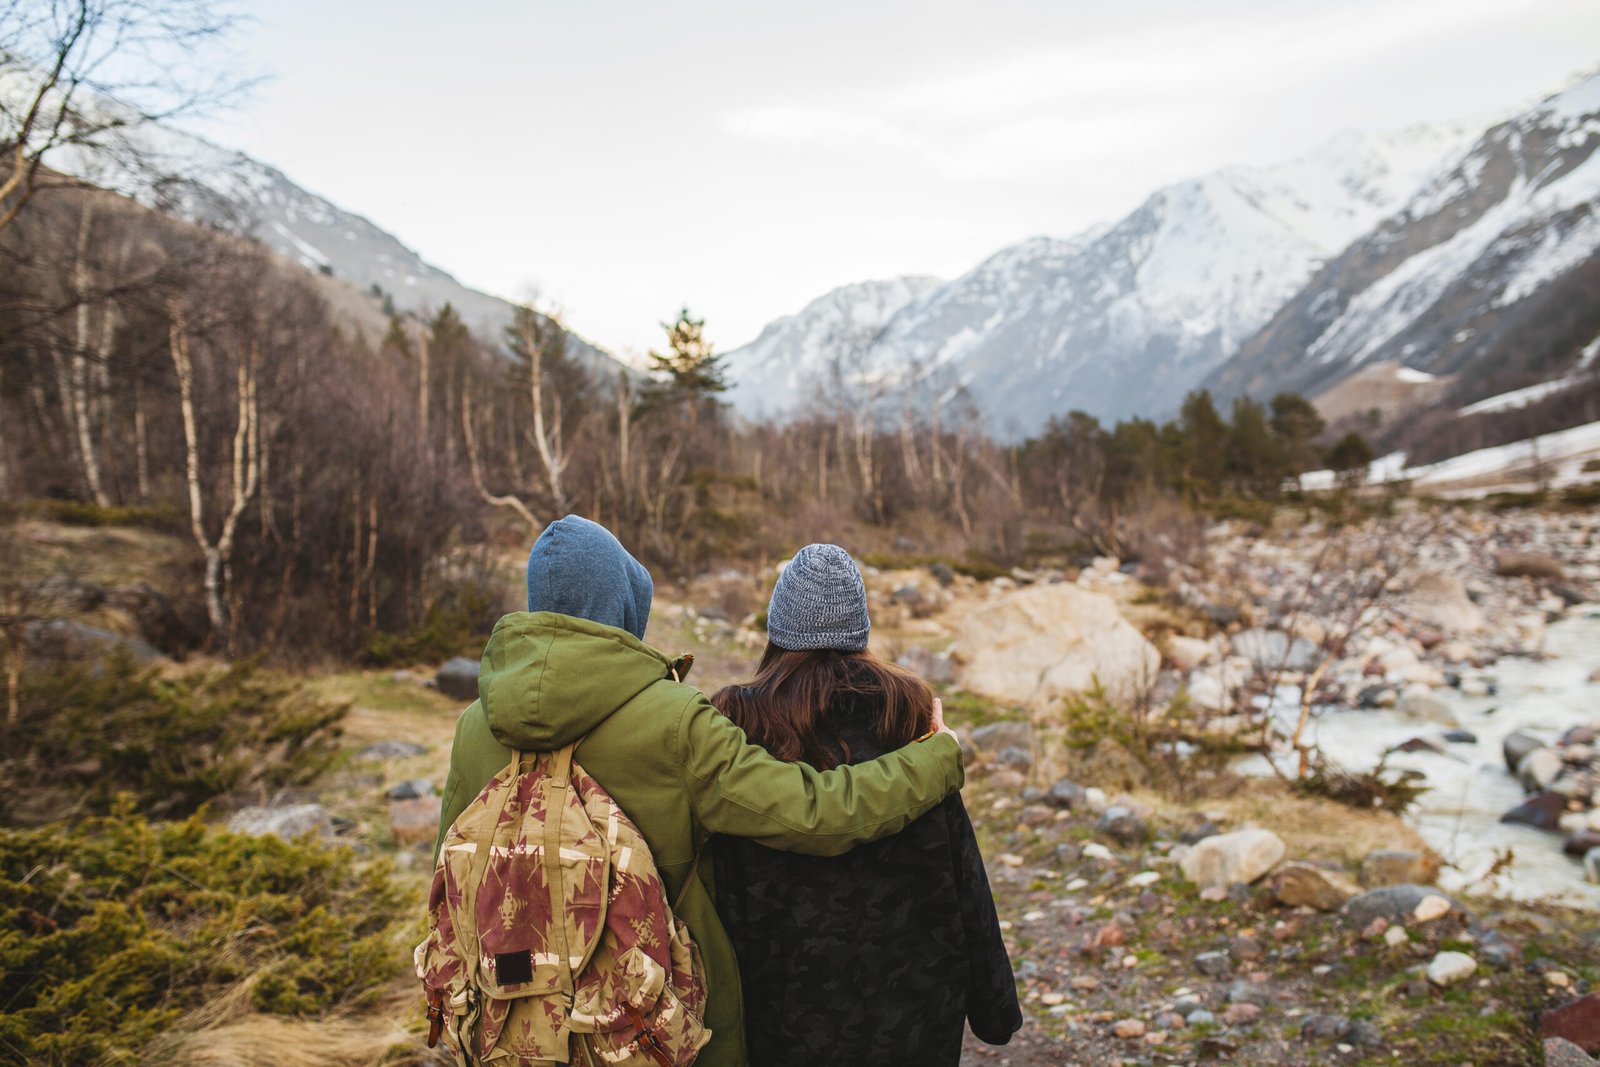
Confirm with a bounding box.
[1044,778,1087,811]
[227,803,332,841]
[386,778,436,800]
[1227,935,1264,962]
[992,745,1033,771]
[928,561,956,587]
[1424,950,1476,986]
[1501,792,1567,831]
[357,740,427,761]
[1174,997,1205,1018]
[1346,1021,1383,1048]
[1361,849,1437,887]
[1545,1038,1600,1067]
[895,647,955,686]
[1300,1014,1350,1041]
[971,721,1033,753]
[1225,980,1269,1006]
[1504,730,1547,772]
[1442,729,1478,744]
[435,656,481,701]
[1186,1009,1217,1027]
[1096,805,1148,844]
[1232,629,1319,673]
[1586,847,1600,885]
[1396,685,1458,726]
[1519,748,1564,791]
[1342,885,1464,929]
[1195,951,1231,977]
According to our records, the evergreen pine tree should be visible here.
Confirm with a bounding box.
[641,308,727,433]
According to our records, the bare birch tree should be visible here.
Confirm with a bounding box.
[168,298,258,640]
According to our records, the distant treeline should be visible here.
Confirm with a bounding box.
[0,180,1372,662]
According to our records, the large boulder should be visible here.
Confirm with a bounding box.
[949,584,1160,710]
[1403,570,1485,634]
[435,656,482,701]
[1180,828,1285,891]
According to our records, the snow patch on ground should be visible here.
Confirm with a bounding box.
[1459,376,1584,416]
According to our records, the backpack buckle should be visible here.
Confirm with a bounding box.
[423,987,448,1048]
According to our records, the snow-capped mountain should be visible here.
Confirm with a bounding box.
[2,69,617,372]
[1210,72,1600,408]
[724,124,1472,433]
[724,275,944,417]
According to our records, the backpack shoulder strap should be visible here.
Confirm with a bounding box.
[544,742,582,1004]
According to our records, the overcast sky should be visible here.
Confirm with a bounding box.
[192,0,1600,358]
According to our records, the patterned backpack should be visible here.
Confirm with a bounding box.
[416,741,710,1066]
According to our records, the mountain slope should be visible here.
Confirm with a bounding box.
[725,125,1471,434]
[1,70,618,372]
[723,275,944,417]
[1209,73,1600,409]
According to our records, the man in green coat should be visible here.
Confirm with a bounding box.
[434,516,964,1067]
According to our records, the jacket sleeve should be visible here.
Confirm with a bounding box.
[674,693,963,856]
[947,794,1022,1045]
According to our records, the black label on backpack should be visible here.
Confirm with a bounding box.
[494,949,534,985]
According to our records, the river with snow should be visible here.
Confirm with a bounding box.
[1243,608,1600,908]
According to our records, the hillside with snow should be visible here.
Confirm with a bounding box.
[723,275,944,418]
[1210,72,1600,411]
[724,124,1472,433]
[0,69,618,372]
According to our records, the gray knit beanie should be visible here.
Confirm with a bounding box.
[766,543,870,652]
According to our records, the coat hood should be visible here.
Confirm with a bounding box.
[479,611,676,751]
[525,515,653,641]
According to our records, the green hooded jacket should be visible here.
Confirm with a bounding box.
[434,611,965,1067]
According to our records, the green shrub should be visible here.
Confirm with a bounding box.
[362,581,498,667]
[1057,682,1247,797]
[3,654,346,825]
[0,809,408,1066]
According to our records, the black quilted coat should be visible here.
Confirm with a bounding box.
[712,687,1022,1066]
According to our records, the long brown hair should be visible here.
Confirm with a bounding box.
[712,643,935,770]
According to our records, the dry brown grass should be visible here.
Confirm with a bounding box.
[1153,778,1434,869]
[145,985,426,1067]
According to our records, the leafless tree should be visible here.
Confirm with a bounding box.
[0,0,251,232]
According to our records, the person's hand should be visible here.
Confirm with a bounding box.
[930,697,958,745]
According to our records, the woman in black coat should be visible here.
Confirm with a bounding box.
[710,544,1021,1067]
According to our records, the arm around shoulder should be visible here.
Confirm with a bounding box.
[674,693,963,857]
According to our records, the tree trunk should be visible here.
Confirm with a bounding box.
[521,317,568,513]
[133,379,151,501]
[417,329,430,442]
[366,491,379,629]
[169,304,259,641]
[70,203,109,506]
[462,391,540,531]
